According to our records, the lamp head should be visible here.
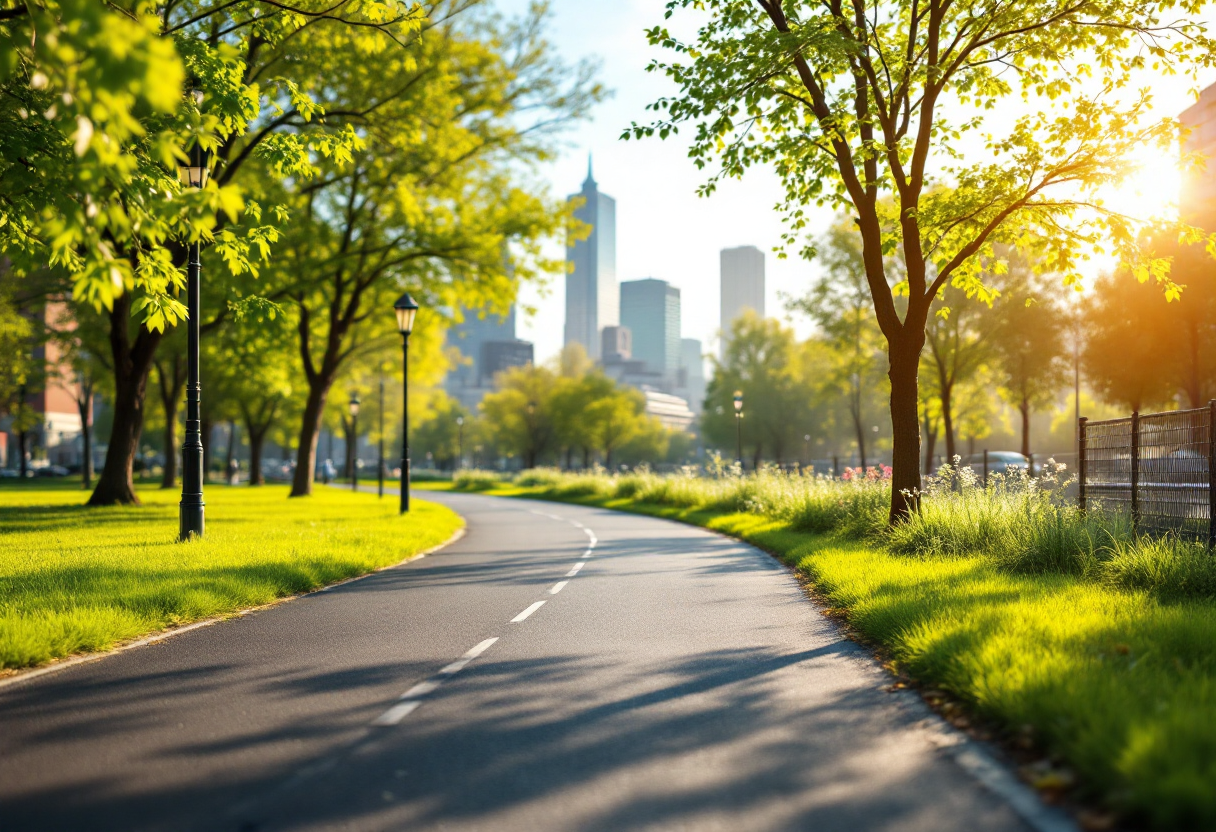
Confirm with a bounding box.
[733,390,743,413]
[349,395,361,417]
[393,292,420,335]
[177,140,209,189]
[456,416,464,426]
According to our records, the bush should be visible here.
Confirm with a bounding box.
[453,469,508,491]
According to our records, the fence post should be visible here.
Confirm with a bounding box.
[1078,417,1088,513]
[1131,410,1141,535]
[1209,401,1215,548]
[983,449,989,488]
[833,455,839,478]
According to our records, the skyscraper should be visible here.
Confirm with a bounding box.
[447,305,516,390]
[621,278,681,378]
[719,245,765,358]
[678,337,707,415]
[565,157,618,360]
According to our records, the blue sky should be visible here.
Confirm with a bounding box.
[499,0,830,364]
[499,1,1216,366]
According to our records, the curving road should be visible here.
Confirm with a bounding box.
[0,490,1057,831]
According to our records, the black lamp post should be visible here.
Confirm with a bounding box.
[178,84,208,542]
[733,390,743,471]
[394,293,420,513]
[348,394,360,491]
[456,416,464,471]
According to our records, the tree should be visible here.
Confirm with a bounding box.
[586,387,647,469]
[631,0,1212,519]
[788,218,887,468]
[412,395,471,470]
[922,286,991,462]
[480,363,558,468]
[703,312,809,467]
[989,262,1070,456]
[269,5,600,497]
[1083,271,1176,412]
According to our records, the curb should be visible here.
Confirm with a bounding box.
[0,525,466,693]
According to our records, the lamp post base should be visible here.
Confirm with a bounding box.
[179,500,205,541]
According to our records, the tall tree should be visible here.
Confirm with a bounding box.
[922,286,991,461]
[989,262,1070,456]
[1083,271,1176,412]
[267,5,600,497]
[788,218,887,468]
[630,0,1213,519]
[480,363,558,469]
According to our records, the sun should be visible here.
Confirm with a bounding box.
[1096,143,1183,225]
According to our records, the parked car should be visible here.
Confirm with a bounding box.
[961,451,1037,480]
[33,465,71,477]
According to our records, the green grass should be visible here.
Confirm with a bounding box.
[0,483,462,672]
[455,469,1216,829]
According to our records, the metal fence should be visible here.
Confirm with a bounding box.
[1079,402,1216,543]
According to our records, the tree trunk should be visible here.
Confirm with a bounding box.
[940,380,957,463]
[200,413,214,484]
[225,420,238,484]
[582,446,590,469]
[18,428,27,478]
[751,442,761,471]
[851,396,867,471]
[78,392,93,490]
[249,428,266,485]
[1020,400,1032,459]
[161,409,178,489]
[922,410,938,476]
[157,358,184,490]
[887,340,923,522]
[290,381,331,497]
[90,297,163,505]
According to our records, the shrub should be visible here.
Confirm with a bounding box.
[452,470,507,491]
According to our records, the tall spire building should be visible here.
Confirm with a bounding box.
[565,157,618,360]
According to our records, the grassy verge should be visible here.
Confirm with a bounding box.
[449,471,1216,830]
[0,482,461,672]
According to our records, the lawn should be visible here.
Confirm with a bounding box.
[449,470,1216,830]
[0,482,461,672]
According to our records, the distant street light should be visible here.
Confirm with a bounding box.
[394,293,420,513]
[178,82,209,542]
[348,394,360,491]
[804,433,811,467]
[456,415,465,471]
[733,390,743,470]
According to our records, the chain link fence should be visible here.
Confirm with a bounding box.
[1080,403,1215,542]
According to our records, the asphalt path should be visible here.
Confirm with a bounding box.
[0,489,1053,831]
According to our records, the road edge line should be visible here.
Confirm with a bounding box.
[0,525,467,692]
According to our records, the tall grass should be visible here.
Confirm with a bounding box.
[470,459,1216,601]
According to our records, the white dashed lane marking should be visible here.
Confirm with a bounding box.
[370,638,500,726]
[566,562,584,577]
[549,581,568,595]
[511,601,546,623]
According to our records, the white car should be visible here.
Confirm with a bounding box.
[961,451,1036,479]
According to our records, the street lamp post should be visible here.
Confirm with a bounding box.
[378,377,385,498]
[804,434,811,469]
[456,416,464,471]
[178,85,209,542]
[733,390,743,471]
[348,395,360,491]
[394,293,420,513]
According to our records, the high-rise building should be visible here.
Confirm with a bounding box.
[480,340,534,384]
[1181,83,1216,229]
[719,245,765,358]
[601,325,632,362]
[565,157,618,360]
[447,305,516,390]
[677,337,707,416]
[620,278,681,378]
